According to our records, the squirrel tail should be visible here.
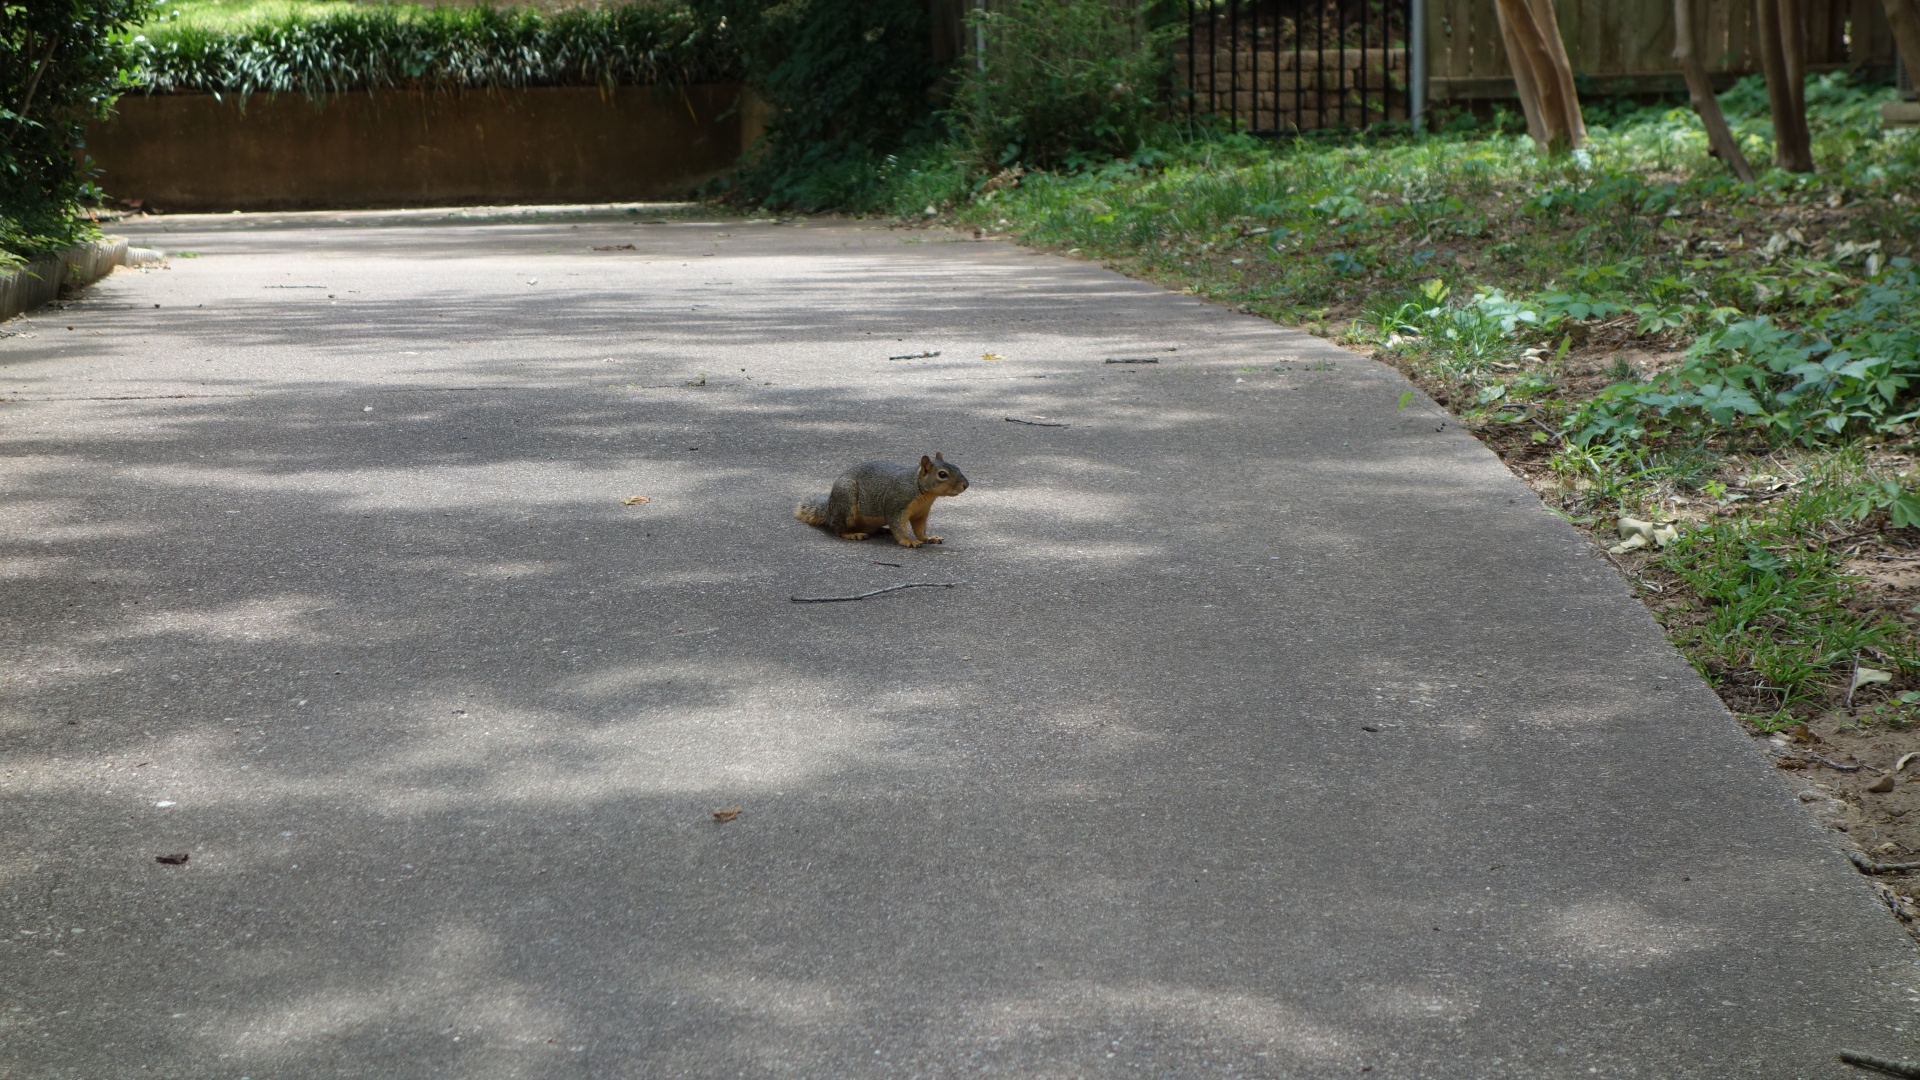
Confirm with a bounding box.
[794,495,829,526]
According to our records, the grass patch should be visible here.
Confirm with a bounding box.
[923,72,1920,730]
[136,0,366,30]
[1643,455,1913,727]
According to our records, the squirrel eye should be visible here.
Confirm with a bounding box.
[937,470,949,479]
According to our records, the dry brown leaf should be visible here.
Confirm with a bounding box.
[622,495,651,506]
[711,807,741,823]
[1854,665,1895,690]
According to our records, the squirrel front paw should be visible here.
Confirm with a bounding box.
[894,534,924,547]
[920,535,943,544]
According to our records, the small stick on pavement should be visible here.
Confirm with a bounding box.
[888,350,941,360]
[1839,1049,1920,1078]
[1848,851,1920,875]
[1105,357,1158,364]
[1005,417,1069,427]
[791,582,959,603]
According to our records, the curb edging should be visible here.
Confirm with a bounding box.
[0,237,163,324]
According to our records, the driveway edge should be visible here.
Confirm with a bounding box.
[0,237,164,323]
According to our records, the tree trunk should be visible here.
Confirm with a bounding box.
[1884,0,1920,84]
[1495,0,1550,149]
[1674,0,1757,181]
[1755,0,1815,172]
[1492,0,1585,153]
[1526,0,1587,146]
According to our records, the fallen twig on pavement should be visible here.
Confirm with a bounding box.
[1105,357,1158,364]
[888,350,941,360]
[791,582,959,603]
[1005,417,1069,427]
[1839,1049,1920,1078]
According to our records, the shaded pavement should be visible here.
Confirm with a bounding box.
[3,208,1916,1077]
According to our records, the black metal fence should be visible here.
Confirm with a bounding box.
[1185,0,1411,134]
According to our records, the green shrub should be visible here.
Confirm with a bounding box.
[122,3,737,97]
[2,0,145,263]
[949,0,1177,170]
[697,0,939,210]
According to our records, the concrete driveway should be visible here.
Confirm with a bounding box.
[3,208,1916,1078]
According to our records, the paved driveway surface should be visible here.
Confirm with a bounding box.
[3,209,1917,1078]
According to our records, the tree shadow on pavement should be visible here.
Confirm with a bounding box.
[2,222,1912,1078]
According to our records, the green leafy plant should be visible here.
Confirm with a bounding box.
[1846,480,1920,529]
[3,0,146,262]
[1570,262,1920,447]
[1371,279,1544,386]
[948,0,1177,172]
[698,0,939,209]
[122,2,736,98]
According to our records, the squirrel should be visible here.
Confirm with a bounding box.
[794,453,969,547]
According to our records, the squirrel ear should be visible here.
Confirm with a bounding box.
[919,455,934,471]
[934,451,945,462]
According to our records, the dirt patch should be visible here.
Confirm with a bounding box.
[1768,723,1920,930]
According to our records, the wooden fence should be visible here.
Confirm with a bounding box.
[1176,0,1901,120]
[1426,0,1900,100]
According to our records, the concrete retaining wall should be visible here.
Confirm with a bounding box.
[86,84,756,212]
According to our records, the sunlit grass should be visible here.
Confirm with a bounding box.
[133,0,602,30]
[136,0,379,31]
